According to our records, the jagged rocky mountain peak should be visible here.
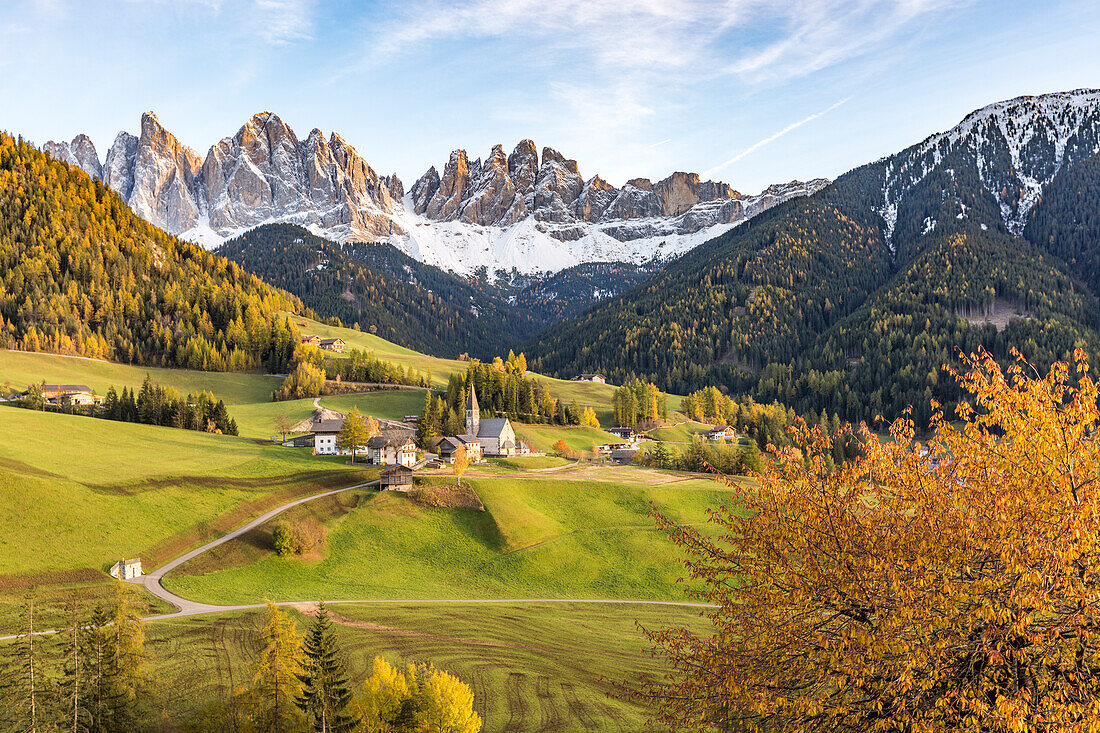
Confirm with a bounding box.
[40,114,828,276]
[43,133,103,181]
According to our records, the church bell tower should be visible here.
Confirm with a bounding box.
[466,383,480,436]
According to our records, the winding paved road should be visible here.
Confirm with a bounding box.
[132,480,377,618]
[1,478,714,641]
[134,477,715,621]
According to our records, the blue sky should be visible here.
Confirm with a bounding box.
[2,0,1098,192]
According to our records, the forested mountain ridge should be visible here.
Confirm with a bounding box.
[0,133,306,371]
[216,223,539,358]
[529,89,1100,423]
[216,224,658,359]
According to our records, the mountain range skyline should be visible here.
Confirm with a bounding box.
[4,0,1099,194]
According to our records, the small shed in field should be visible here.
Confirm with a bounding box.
[380,464,414,491]
[110,558,142,580]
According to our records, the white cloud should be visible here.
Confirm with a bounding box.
[253,0,314,44]
[351,0,959,146]
[722,0,961,82]
[704,97,849,176]
[360,0,958,80]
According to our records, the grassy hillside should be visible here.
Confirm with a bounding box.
[0,349,429,439]
[289,313,629,424]
[0,408,361,581]
[646,420,713,443]
[165,469,733,605]
[148,602,708,732]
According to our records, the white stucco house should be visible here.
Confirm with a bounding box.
[110,558,143,580]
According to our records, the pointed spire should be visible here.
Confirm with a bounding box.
[467,382,479,412]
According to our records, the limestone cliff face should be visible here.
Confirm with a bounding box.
[42,112,829,275]
[43,134,103,181]
[410,139,820,238]
[410,167,440,214]
[129,112,204,234]
[460,145,526,225]
[48,111,403,241]
[425,149,471,222]
[103,132,138,200]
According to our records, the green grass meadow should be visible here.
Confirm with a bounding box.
[0,408,363,583]
[147,602,708,732]
[165,471,731,605]
[645,421,714,444]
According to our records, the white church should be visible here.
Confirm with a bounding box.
[461,383,518,456]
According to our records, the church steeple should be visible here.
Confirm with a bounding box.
[465,382,480,435]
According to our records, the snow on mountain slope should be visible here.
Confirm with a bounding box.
[42,112,826,276]
[386,180,827,274]
[879,88,1100,242]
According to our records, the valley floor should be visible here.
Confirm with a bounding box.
[0,350,723,730]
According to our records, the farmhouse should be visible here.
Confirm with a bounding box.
[311,418,344,455]
[319,337,345,353]
[610,447,639,464]
[607,426,637,441]
[707,425,737,441]
[571,373,607,384]
[597,441,635,456]
[32,384,100,406]
[379,464,414,491]
[110,558,142,580]
[300,334,322,347]
[367,432,418,466]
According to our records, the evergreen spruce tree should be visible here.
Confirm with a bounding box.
[82,606,126,733]
[416,390,436,447]
[296,602,357,732]
[107,580,148,729]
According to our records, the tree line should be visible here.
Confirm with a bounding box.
[274,342,428,401]
[16,375,239,435]
[611,378,668,427]
[415,354,583,445]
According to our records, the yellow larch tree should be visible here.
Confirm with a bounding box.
[641,349,1100,733]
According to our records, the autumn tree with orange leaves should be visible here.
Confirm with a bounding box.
[641,349,1100,732]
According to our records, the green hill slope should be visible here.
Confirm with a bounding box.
[0,408,358,583]
[0,133,303,372]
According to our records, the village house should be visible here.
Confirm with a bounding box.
[110,558,143,580]
[437,435,483,464]
[32,384,101,406]
[610,447,639,464]
[319,337,345,353]
[311,418,344,455]
[571,373,607,384]
[379,464,414,491]
[707,425,738,441]
[300,334,322,347]
[367,432,418,467]
[607,426,637,441]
